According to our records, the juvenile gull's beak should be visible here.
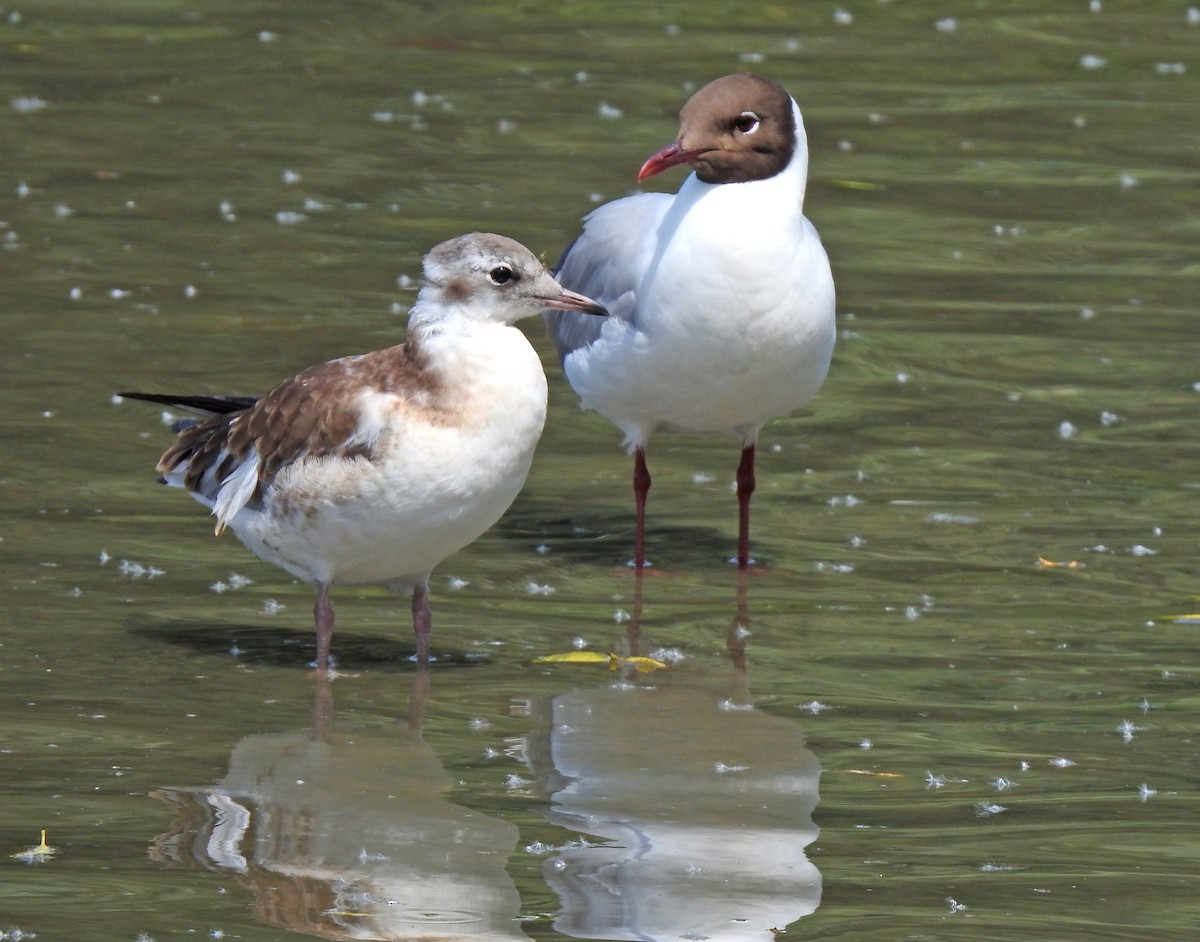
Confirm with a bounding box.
[543,286,607,317]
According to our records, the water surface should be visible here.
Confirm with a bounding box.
[2,2,1198,940]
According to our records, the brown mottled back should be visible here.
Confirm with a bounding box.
[159,341,439,503]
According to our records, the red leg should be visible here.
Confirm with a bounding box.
[735,443,756,569]
[313,582,335,672]
[633,447,651,569]
[411,581,432,664]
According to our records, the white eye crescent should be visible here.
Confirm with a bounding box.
[734,111,761,134]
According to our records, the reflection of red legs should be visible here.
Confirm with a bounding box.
[736,443,756,569]
[412,581,432,665]
[408,666,431,733]
[633,446,652,569]
[314,582,335,672]
[726,568,750,672]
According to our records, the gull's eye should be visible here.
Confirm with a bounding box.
[488,264,517,286]
[733,111,761,135]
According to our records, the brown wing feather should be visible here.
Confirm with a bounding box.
[158,342,437,502]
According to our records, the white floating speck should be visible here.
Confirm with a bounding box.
[718,699,754,713]
[1099,410,1120,426]
[1119,173,1139,189]
[571,636,589,649]
[1090,0,1101,10]
[219,200,236,221]
[210,580,229,594]
[282,169,301,185]
[1189,7,1200,25]
[574,71,589,83]
[833,9,853,25]
[859,738,872,749]
[828,494,862,507]
[262,598,285,614]
[1080,306,1096,319]
[1116,719,1143,741]
[799,700,828,714]
[1049,756,1076,768]
[525,581,555,596]
[714,761,750,773]
[814,561,855,574]
[99,550,111,564]
[1155,62,1186,75]
[497,118,517,133]
[926,512,979,524]
[991,777,1018,791]
[934,17,957,32]
[446,576,469,590]
[302,198,329,212]
[226,572,253,589]
[275,210,307,225]
[469,717,491,731]
[1137,783,1158,802]
[505,774,532,790]
[534,543,550,555]
[16,180,30,198]
[1129,544,1158,556]
[597,102,624,119]
[258,30,279,42]
[184,284,198,299]
[664,23,680,36]
[11,96,49,113]
[691,472,715,484]
[55,203,74,218]
[974,801,1007,816]
[946,897,967,914]
[1057,420,1077,439]
[648,647,685,664]
[69,286,83,300]
[739,52,765,64]
[612,608,631,623]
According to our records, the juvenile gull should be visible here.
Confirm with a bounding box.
[123,233,605,669]
[545,73,836,568]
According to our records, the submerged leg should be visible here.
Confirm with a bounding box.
[313,582,335,672]
[735,443,756,569]
[633,446,652,569]
[411,581,432,664]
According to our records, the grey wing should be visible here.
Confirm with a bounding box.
[543,192,673,361]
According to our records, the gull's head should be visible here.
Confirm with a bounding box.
[419,233,607,325]
[637,73,799,186]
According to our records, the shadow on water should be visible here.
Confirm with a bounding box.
[128,619,486,671]
[148,572,824,940]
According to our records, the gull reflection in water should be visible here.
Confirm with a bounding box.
[150,673,529,942]
[522,571,823,941]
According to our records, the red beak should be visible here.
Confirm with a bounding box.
[637,141,705,183]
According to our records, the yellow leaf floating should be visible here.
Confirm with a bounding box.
[840,769,904,779]
[830,179,886,191]
[11,829,56,863]
[1036,556,1083,570]
[533,651,669,673]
